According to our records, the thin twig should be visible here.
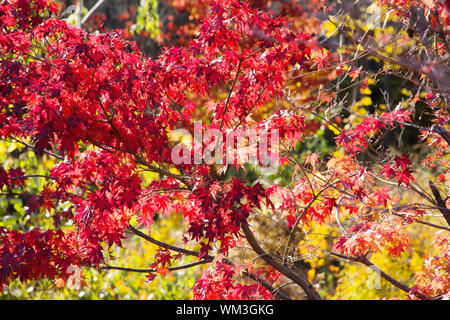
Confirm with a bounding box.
[99,260,210,273]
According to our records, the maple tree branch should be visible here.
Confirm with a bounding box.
[128,225,291,300]
[283,178,339,263]
[243,272,292,300]
[367,170,436,206]
[233,78,271,132]
[137,187,190,200]
[242,222,322,300]
[91,140,193,189]
[10,175,55,180]
[219,58,243,130]
[391,212,450,232]
[328,18,437,82]
[0,192,39,198]
[99,260,210,273]
[253,281,295,300]
[410,183,436,205]
[433,5,450,56]
[95,101,194,189]
[287,50,372,82]
[432,125,450,149]
[81,0,106,25]
[134,156,193,189]
[329,252,420,296]
[8,137,64,160]
[98,99,122,141]
[279,141,316,197]
[389,120,450,149]
[128,225,202,258]
[429,181,450,227]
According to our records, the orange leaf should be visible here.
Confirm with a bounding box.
[157,267,170,277]
[349,66,362,81]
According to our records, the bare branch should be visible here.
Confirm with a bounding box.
[242,223,322,300]
[81,0,106,25]
[429,181,450,227]
[330,251,427,299]
[99,260,210,273]
[128,225,291,300]
[392,212,450,232]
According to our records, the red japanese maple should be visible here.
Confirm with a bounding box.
[0,0,449,300]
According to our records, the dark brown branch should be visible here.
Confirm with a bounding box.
[244,271,292,300]
[219,57,243,131]
[0,192,39,198]
[8,137,64,160]
[391,121,450,149]
[429,181,450,227]
[330,252,426,299]
[99,260,210,273]
[242,223,322,300]
[392,212,450,232]
[283,178,339,263]
[433,125,450,149]
[134,156,193,189]
[128,225,291,300]
[96,99,194,190]
[128,225,202,258]
[10,175,55,180]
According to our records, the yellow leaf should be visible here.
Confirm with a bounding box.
[360,87,372,95]
[360,96,372,106]
[307,268,316,282]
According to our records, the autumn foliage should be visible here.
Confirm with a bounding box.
[0,0,449,300]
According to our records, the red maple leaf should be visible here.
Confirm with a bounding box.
[381,164,396,179]
[394,154,412,170]
[396,168,415,186]
[374,186,392,207]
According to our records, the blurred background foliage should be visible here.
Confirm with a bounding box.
[1,0,447,299]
